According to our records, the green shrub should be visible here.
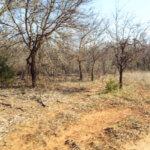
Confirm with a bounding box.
[21,86,26,94]
[0,54,16,87]
[145,100,150,104]
[105,78,119,93]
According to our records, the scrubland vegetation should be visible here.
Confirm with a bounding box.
[0,0,150,150]
[0,72,150,150]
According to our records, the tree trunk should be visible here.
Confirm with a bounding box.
[119,66,123,89]
[91,64,94,81]
[78,61,83,81]
[26,50,37,88]
[31,53,36,88]
[102,61,106,75]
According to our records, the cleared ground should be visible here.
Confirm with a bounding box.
[0,72,150,150]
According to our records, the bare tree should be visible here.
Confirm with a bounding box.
[1,0,91,87]
[108,8,147,88]
[0,0,20,16]
[75,28,92,81]
[74,18,107,81]
[88,23,107,81]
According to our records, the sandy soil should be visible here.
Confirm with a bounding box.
[0,108,132,150]
[0,73,150,150]
[125,134,150,150]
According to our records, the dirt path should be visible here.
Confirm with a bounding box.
[49,108,132,149]
[125,134,150,150]
[0,108,132,150]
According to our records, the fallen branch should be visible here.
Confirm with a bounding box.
[0,102,11,107]
[36,99,46,108]
[0,102,24,111]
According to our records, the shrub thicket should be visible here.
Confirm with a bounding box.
[105,78,119,93]
[0,54,16,87]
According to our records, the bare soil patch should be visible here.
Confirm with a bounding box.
[0,72,150,150]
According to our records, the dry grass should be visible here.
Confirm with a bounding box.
[125,71,150,82]
[0,71,150,150]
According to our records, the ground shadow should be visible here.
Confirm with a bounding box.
[54,85,87,94]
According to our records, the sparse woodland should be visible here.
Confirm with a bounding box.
[0,1,150,150]
[0,0,149,88]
